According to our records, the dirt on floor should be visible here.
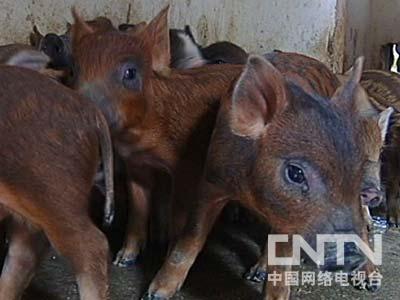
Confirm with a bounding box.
[20,218,400,300]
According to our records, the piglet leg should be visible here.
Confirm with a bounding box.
[114,180,151,267]
[383,150,400,226]
[264,240,292,300]
[48,220,110,300]
[362,205,373,231]
[386,177,400,227]
[353,225,381,292]
[142,182,228,300]
[0,220,48,300]
[245,239,269,283]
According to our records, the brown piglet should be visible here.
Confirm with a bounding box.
[70,9,386,296]
[71,4,356,270]
[243,53,392,287]
[338,69,400,226]
[143,55,385,300]
[70,6,244,268]
[0,66,114,300]
[360,70,400,226]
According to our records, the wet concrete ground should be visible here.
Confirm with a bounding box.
[18,215,400,300]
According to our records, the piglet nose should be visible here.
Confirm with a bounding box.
[361,188,384,208]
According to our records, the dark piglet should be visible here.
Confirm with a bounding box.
[39,33,72,69]
[30,17,116,83]
[120,22,248,69]
[202,41,248,64]
[30,29,74,84]
[30,26,72,71]
[0,66,114,300]
[169,25,248,68]
[169,26,206,69]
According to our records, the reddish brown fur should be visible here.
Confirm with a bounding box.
[71,7,380,299]
[72,17,244,263]
[264,50,340,96]
[71,5,353,269]
[245,59,390,284]
[359,70,400,225]
[67,16,116,37]
[0,66,113,300]
[144,56,376,300]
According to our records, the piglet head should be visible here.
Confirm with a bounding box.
[71,6,171,131]
[202,41,248,65]
[339,67,393,210]
[39,33,72,69]
[227,55,376,272]
[358,107,392,208]
[29,25,44,48]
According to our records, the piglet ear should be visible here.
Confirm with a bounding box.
[230,55,289,138]
[29,25,44,47]
[184,25,198,45]
[332,57,364,109]
[141,5,171,74]
[6,50,50,71]
[378,107,393,142]
[71,7,94,46]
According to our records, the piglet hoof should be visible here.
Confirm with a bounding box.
[365,277,382,293]
[350,270,382,293]
[103,212,114,227]
[387,221,399,228]
[141,292,167,300]
[244,264,267,283]
[113,250,139,267]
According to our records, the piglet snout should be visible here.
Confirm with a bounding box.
[361,187,384,208]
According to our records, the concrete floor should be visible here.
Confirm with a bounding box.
[18,216,400,300]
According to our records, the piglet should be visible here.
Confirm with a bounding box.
[120,22,248,69]
[170,25,248,68]
[143,56,383,300]
[0,64,114,300]
[30,17,116,84]
[360,70,400,226]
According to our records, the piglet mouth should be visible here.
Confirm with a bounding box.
[360,187,384,208]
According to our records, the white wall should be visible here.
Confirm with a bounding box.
[0,0,132,42]
[343,0,372,69]
[130,0,340,67]
[0,0,342,69]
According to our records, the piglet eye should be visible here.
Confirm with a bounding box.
[120,62,141,91]
[286,164,306,185]
[123,68,136,81]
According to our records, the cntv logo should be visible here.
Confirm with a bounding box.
[267,234,382,266]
